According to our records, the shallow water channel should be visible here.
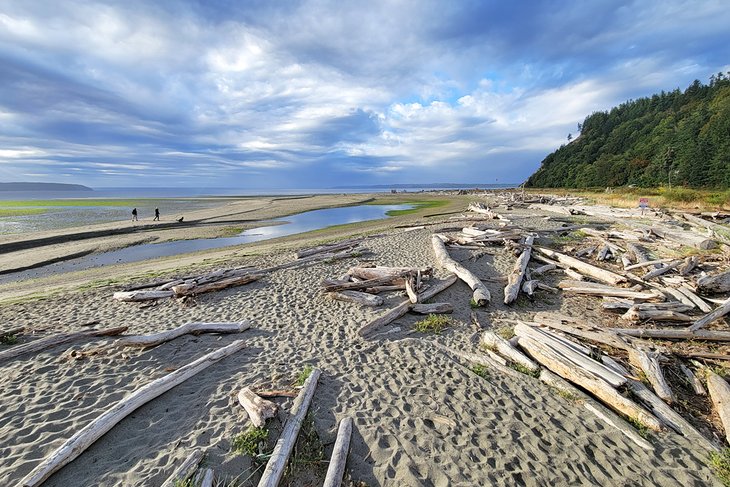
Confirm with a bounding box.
[2,204,413,283]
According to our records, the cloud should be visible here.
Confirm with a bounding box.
[0,0,727,187]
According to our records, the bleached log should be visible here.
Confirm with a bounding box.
[650,225,716,250]
[522,280,539,297]
[681,213,730,243]
[432,235,491,306]
[199,468,214,487]
[296,238,362,258]
[621,253,633,269]
[679,363,706,395]
[323,276,406,293]
[603,299,693,312]
[531,264,556,276]
[558,280,660,300]
[610,327,730,342]
[347,266,431,281]
[0,326,128,363]
[322,417,353,487]
[113,290,174,302]
[405,275,419,304]
[327,291,384,307]
[172,273,264,296]
[481,330,539,373]
[538,369,652,450]
[157,279,185,291]
[677,285,713,312]
[411,303,453,314]
[517,335,662,431]
[161,449,204,487]
[679,256,698,276]
[688,299,730,332]
[504,235,534,304]
[238,387,278,428]
[20,340,247,487]
[697,269,730,295]
[115,321,251,348]
[364,285,406,294]
[641,260,682,280]
[358,275,458,336]
[707,370,730,445]
[258,368,321,487]
[514,323,626,388]
[597,244,611,261]
[533,312,633,351]
[663,287,697,309]
[534,247,626,285]
[628,348,675,403]
[621,307,693,323]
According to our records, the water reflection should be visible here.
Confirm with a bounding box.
[1,204,412,283]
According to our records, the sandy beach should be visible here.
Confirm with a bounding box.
[0,192,722,486]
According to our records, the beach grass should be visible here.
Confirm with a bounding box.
[0,208,49,217]
[529,187,730,211]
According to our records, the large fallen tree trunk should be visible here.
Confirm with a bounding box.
[432,234,491,306]
[358,275,458,336]
[114,321,251,348]
[697,269,730,295]
[517,335,663,431]
[322,417,353,487]
[20,340,247,487]
[0,326,128,363]
[504,235,534,304]
[534,247,626,285]
[258,368,321,487]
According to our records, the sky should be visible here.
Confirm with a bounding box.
[0,0,728,189]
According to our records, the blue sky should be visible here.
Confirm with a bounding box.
[0,0,728,189]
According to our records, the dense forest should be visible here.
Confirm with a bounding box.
[526,73,730,188]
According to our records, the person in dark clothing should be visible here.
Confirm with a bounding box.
[131,208,138,221]
[153,208,160,221]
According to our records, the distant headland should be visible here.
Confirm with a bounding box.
[0,182,93,192]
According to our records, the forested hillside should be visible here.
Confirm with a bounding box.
[526,74,730,188]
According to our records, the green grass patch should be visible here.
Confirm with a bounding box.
[295,365,314,386]
[509,362,541,377]
[471,364,490,379]
[218,226,244,237]
[710,448,730,486]
[551,230,587,245]
[555,388,581,402]
[627,417,651,440]
[383,200,449,216]
[414,314,451,334]
[0,334,18,345]
[172,478,194,487]
[0,208,49,217]
[495,326,515,340]
[232,427,269,456]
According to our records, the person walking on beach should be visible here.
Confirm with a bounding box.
[131,208,138,221]
[153,207,160,221]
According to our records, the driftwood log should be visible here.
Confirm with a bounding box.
[172,273,264,296]
[534,247,626,285]
[432,234,491,306]
[688,299,730,332]
[504,235,534,304]
[113,290,174,302]
[0,326,128,363]
[411,303,453,314]
[238,387,278,428]
[621,307,693,323]
[612,327,730,342]
[707,370,730,445]
[628,348,675,403]
[115,321,251,348]
[257,368,321,487]
[481,330,539,373]
[558,280,661,301]
[161,449,204,487]
[296,238,362,259]
[322,417,353,487]
[698,269,730,294]
[679,363,706,395]
[347,265,431,281]
[20,340,247,487]
[327,291,384,307]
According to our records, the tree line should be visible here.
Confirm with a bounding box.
[526,73,730,188]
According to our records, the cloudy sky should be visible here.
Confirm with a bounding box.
[0,1,728,189]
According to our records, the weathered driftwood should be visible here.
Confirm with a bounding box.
[621,307,693,323]
[610,327,730,342]
[258,368,321,487]
[322,417,353,487]
[296,238,362,259]
[650,225,716,250]
[238,387,278,428]
[327,291,384,307]
[679,363,706,395]
[707,370,730,445]
[198,468,214,487]
[517,335,662,431]
[628,348,675,403]
[663,286,697,309]
[0,326,24,338]
[323,276,405,293]
[347,265,431,281]
[514,323,626,388]
[405,275,419,304]
[172,273,264,296]
[113,290,175,302]
[534,247,626,285]
[432,234,491,306]
[161,449,204,487]
[531,264,556,276]
[467,202,509,221]
[688,299,730,332]
[0,326,128,363]
[20,340,246,487]
[115,321,251,348]
[504,235,534,304]
[626,243,656,268]
[677,285,713,312]
[534,312,633,351]
[603,299,693,313]
[157,279,185,291]
[681,212,730,243]
[522,280,539,297]
[641,260,682,280]
[411,303,453,314]
[538,368,652,450]
[481,330,539,373]
[364,284,406,294]
[558,280,660,300]
[358,275,458,336]
[679,256,698,276]
[697,269,730,295]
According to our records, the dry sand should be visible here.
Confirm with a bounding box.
[0,193,721,486]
